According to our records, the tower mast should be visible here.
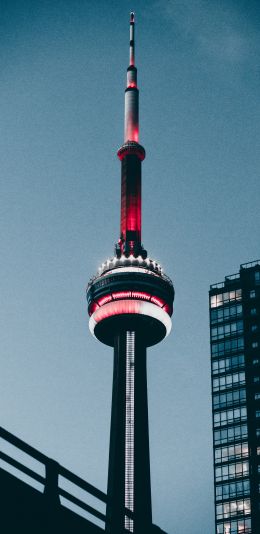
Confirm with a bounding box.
[87,13,174,534]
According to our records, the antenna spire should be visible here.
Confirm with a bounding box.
[124,12,138,143]
[129,12,135,66]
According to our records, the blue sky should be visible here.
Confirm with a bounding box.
[1,1,260,533]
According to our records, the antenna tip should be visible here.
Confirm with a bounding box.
[130,12,135,23]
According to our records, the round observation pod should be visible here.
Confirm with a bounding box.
[87,257,174,347]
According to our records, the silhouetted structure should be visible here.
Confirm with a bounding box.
[210,260,260,534]
[1,427,166,533]
[0,426,105,533]
[86,13,174,534]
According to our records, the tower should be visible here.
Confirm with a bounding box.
[209,260,260,534]
[87,14,174,534]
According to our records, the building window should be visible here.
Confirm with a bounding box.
[251,325,258,332]
[257,446,260,455]
[211,304,243,324]
[216,479,250,501]
[256,429,260,438]
[215,461,249,481]
[216,498,251,519]
[252,342,259,348]
[255,271,260,283]
[250,308,257,316]
[211,320,244,340]
[256,411,260,418]
[213,389,246,409]
[250,289,256,298]
[214,407,247,428]
[212,354,245,375]
[254,377,260,383]
[216,518,251,534]
[214,442,248,463]
[210,289,242,308]
[214,424,248,445]
[213,372,245,392]
[253,359,259,365]
[255,393,260,400]
[211,337,244,357]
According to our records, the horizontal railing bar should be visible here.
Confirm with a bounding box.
[59,487,106,522]
[59,465,107,503]
[0,451,45,485]
[0,427,47,465]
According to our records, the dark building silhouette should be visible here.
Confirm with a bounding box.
[86,12,174,534]
[209,260,260,534]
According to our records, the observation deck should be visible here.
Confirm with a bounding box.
[87,255,174,347]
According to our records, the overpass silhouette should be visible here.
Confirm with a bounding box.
[0,426,166,533]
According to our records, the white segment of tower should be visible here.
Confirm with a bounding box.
[124,12,139,143]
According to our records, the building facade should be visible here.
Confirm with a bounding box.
[209,260,260,534]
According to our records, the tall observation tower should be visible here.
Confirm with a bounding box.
[87,13,174,534]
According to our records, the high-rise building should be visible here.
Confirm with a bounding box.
[86,13,174,534]
[209,260,260,534]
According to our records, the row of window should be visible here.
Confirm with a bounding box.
[215,461,249,482]
[211,321,243,341]
[213,388,246,410]
[216,479,250,501]
[211,304,243,324]
[214,424,248,445]
[216,498,250,519]
[212,354,245,376]
[214,407,247,428]
[216,517,251,534]
[212,372,245,392]
[215,443,249,464]
[210,290,242,309]
[212,337,244,357]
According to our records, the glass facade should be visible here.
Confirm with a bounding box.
[210,261,260,534]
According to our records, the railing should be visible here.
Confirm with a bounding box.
[241,259,260,269]
[210,273,240,289]
[210,281,225,289]
[225,273,240,281]
[0,426,133,531]
[210,260,260,289]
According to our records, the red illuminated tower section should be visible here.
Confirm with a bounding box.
[117,11,144,259]
[87,13,174,534]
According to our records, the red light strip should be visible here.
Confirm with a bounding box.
[151,296,165,307]
[132,291,150,301]
[112,291,132,300]
[94,291,168,311]
[98,294,113,306]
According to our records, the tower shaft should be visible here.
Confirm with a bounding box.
[106,331,152,534]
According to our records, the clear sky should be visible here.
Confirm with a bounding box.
[1,1,260,533]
